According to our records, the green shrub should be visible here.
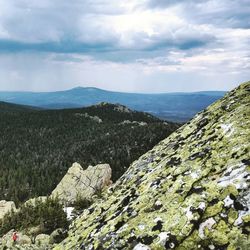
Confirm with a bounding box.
[0,197,68,237]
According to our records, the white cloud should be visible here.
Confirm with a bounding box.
[0,0,249,92]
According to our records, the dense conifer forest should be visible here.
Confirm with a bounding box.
[0,102,179,204]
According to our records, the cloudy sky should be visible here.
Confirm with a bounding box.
[0,0,249,92]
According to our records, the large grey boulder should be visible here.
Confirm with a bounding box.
[51,162,112,204]
[0,200,16,220]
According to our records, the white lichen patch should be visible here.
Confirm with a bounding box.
[155,200,162,207]
[63,207,74,220]
[218,164,248,189]
[184,205,193,220]
[154,217,162,223]
[158,232,170,246]
[234,190,250,226]
[138,224,145,231]
[169,242,175,248]
[220,213,227,218]
[223,195,234,207]
[209,245,215,250]
[133,243,151,250]
[198,218,216,239]
[117,223,128,234]
[221,123,234,137]
[190,171,200,179]
[198,202,206,210]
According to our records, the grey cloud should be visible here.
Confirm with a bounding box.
[0,0,249,92]
[146,0,250,29]
[0,0,215,57]
[145,0,206,8]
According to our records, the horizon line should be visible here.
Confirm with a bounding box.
[0,85,228,95]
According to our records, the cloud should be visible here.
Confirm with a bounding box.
[0,0,249,92]
[0,0,215,54]
[145,0,204,8]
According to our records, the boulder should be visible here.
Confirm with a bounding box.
[49,228,68,244]
[51,163,112,204]
[0,200,16,220]
[35,234,50,246]
[18,234,32,245]
[24,196,47,206]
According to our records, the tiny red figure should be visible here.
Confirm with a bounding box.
[12,231,18,244]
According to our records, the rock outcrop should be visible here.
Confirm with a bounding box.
[24,196,47,206]
[55,82,250,250]
[49,228,68,244]
[51,163,112,204]
[0,200,16,220]
[35,234,50,246]
[0,229,31,248]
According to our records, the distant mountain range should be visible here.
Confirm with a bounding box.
[0,87,227,122]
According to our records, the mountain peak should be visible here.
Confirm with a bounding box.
[69,86,104,92]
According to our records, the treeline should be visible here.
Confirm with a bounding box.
[0,103,179,204]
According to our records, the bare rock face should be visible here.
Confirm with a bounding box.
[51,163,112,204]
[0,200,16,220]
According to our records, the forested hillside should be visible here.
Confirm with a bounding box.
[0,101,40,113]
[0,102,178,204]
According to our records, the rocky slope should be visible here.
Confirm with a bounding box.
[55,82,250,250]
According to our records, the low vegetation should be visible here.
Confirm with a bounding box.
[0,197,68,238]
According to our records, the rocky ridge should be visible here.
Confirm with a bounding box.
[55,82,250,250]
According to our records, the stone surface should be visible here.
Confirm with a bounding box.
[49,228,68,244]
[54,82,250,249]
[24,197,47,206]
[35,234,50,245]
[0,200,16,220]
[51,162,112,204]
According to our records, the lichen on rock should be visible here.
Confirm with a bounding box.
[51,162,112,205]
[0,200,16,220]
[55,82,250,250]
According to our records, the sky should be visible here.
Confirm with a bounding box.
[0,0,249,93]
